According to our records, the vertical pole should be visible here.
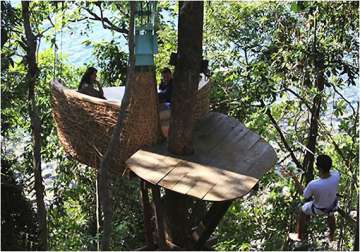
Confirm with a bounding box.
[140,180,155,249]
[194,200,233,250]
[151,186,166,250]
[96,174,100,251]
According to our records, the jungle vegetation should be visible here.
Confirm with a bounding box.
[1,1,358,251]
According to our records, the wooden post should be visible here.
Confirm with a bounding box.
[140,180,155,250]
[151,186,166,250]
[194,200,233,250]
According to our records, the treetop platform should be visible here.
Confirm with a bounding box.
[126,112,277,201]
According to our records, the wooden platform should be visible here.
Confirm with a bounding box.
[126,112,277,201]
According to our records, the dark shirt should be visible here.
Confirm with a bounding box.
[78,82,106,99]
[158,79,173,103]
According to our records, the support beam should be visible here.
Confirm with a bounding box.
[140,180,155,250]
[194,200,233,250]
[151,186,167,250]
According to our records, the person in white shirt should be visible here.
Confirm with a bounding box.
[289,154,340,241]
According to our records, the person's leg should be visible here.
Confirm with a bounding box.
[327,213,336,241]
[296,210,309,240]
[289,202,313,241]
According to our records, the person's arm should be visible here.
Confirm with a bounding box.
[290,172,305,194]
[95,80,106,99]
[280,166,304,194]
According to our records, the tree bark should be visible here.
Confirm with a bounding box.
[168,1,204,155]
[98,2,161,250]
[354,199,359,251]
[21,2,48,250]
[164,1,204,249]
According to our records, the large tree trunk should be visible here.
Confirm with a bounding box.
[164,1,204,248]
[168,1,204,155]
[302,72,324,184]
[21,2,48,250]
[98,2,162,250]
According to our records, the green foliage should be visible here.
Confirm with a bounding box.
[206,1,358,250]
[85,40,128,86]
[154,5,177,81]
[1,157,39,250]
[2,1,358,251]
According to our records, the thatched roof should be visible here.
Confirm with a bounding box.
[51,79,210,175]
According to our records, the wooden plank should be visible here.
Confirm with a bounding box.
[192,113,233,154]
[242,145,277,178]
[202,123,250,169]
[160,161,219,199]
[203,172,258,201]
[171,173,198,195]
[163,158,258,201]
[157,162,191,189]
[225,138,271,177]
[186,178,216,200]
[201,135,260,176]
[126,112,277,201]
[126,150,180,185]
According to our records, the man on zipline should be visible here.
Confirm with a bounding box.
[285,154,340,241]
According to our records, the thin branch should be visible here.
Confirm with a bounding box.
[261,100,304,171]
[114,2,130,19]
[81,6,128,35]
[331,82,356,115]
[282,87,312,111]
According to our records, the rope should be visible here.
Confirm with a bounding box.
[53,2,65,80]
[60,1,64,76]
[53,29,57,78]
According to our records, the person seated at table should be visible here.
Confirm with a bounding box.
[78,67,106,99]
[158,67,173,109]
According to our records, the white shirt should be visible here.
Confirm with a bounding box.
[303,170,340,208]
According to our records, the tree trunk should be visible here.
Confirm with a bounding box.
[98,2,161,250]
[164,1,204,248]
[168,1,204,155]
[21,2,48,250]
[354,199,359,251]
[302,75,323,184]
[302,15,324,184]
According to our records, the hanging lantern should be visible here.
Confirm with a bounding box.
[134,1,158,67]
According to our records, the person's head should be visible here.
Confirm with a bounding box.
[316,154,332,173]
[79,67,98,89]
[161,68,172,83]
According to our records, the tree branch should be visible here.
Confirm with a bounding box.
[331,82,356,116]
[261,100,304,171]
[81,5,128,35]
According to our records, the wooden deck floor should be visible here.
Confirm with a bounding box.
[126,112,277,201]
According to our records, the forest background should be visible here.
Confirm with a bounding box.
[1,1,359,251]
